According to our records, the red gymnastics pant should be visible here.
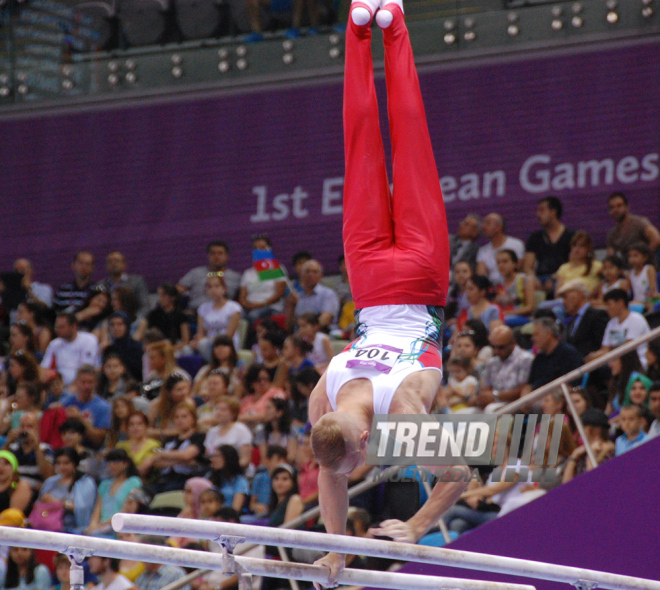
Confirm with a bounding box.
[343,5,450,310]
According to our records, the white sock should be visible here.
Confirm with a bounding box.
[350,0,379,24]
[375,0,403,27]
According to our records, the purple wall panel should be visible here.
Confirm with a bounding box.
[389,438,660,590]
[1,40,659,289]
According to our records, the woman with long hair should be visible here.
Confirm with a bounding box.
[5,350,40,396]
[257,397,297,463]
[144,340,179,383]
[192,335,241,397]
[116,411,161,477]
[86,448,142,537]
[266,464,303,547]
[239,364,286,426]
[606,349,643,417]
[16,302,52,355]
[494,249,537,327]
[207,444,249,512]
[1,547,50,590]
[148,372,193,440]
[37,447,97,533]
[8,323,37,357]
[555,231,603,296]
[97,353,130,400]
[107,396,136,447]
[455,275,503,334]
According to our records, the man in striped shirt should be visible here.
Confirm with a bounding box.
[53,250,96,313]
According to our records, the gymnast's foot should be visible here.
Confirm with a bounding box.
[350,0,378,25]
[375,0,403,28]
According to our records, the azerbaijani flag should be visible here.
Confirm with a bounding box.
[253,249,285,281]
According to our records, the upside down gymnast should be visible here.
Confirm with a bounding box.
[308,0,469,584]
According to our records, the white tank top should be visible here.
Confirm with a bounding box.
[325,305,444,414]
[630,265,652,303]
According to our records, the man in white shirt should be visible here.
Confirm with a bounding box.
[587,288,650,368]
[476,213,525,285]
[89,556,134,590]
[40,313,99,385]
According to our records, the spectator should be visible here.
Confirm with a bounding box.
[203,396,253,469]
[256,397,298,463]
[146,284,190,352]
[647,383,660,438]
[12,259,53,309]
[290,251,313,295]
[330,253,352,308]
[627,242,658,311]
[0,451,31,514]
[290,367,320,428]
[51,553,72,590]
[558,279,609,359]
[179,242,240,311]
[144,341,188,390]
[75,285,113,333]
[297,312,333,370]
[15,302,52,356]
[588,289,650,368]
[278,335,314,387]
[148,373,193,440]
[455,275,503,333]
[57,419,94,475]
[239,365,286,426]
[605,350,642,418]
[135,535,191,590]
[296,431,319,507]
[445,261,472,324]
[97,354,130,400]
[88,556,133,590]
[476,213,525,285]
[206,445,249,512]
[86,449,141,537]
[199,488,224,520]
[523,197,575,290]
[521,318,583,398]
[107,397,135,446]
[6,323,37,360]
[266,464,303,548]
[116,411,161,478]
[291,260,340,330]
[40,313,99,386]
[37,447,97,534]
[555,231,602,297]
[178,477,213,520]
[494,249,536,327]
[3,351,40,399]
[477,326,533,411]
[442,356,478,412]
[197,370,230,431]
[249,445,287,515]
[562,408,614,482]
[606,192,660,258]
[623,372,652,408]
[99,251,150,318]
[615,405,649,455]
[540,389,566,417]
[238,235,288,325]
[192,336,241,396]
[593,255,630,307]
[53,251,96,314]
[191,273,242,359]
[4,410,54,490]
[2,547,50,590]
[103,312,144,382]
[256,330,284,383]
[450,214,481,269]
[450,330,484,379]
[148,401,206,493]
[61,365,111,449]
[648,340,660,382]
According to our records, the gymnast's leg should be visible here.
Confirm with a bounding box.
[380,2,450,306]
[342,1,396,309]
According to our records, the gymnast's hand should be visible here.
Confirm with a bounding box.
[313,551,345,589]
[368,519,418,543]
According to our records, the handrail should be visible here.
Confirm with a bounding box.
[112,514,660,590]
[496,324,660,415]
[0,527,534,590]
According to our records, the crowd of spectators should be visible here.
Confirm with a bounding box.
[0,191,658,590]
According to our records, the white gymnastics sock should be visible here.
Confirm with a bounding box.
[375,0,403,27]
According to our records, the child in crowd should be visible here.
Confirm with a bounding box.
[494,249,536,327]
[250,319,282,364]
[593,255,629,306]
[297,312,333,371]
[615,405,649,456]
[627,242,657,311]
[442,356,478,412]
[199,488,225,519]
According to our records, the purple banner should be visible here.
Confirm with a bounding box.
[1,39,659,290]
